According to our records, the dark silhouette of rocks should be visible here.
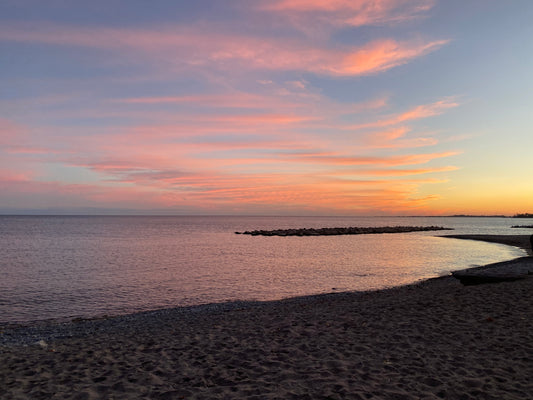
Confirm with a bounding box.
[235,226,452,236]
[511,225,533,228]
[451,271,527,286]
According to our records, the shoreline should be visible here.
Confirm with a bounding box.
[2,233,529,329]
[441,234,533,255]
[2,235,532,399]
[1,234,531,345]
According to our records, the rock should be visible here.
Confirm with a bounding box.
[235,226,452,237]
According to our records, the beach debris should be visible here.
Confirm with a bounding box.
[511,225,533,228]
[235,226,452,237]
[37,339,48,349]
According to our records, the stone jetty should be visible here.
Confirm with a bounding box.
[235,226,452,236]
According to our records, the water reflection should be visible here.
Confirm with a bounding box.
[0,216,526,323]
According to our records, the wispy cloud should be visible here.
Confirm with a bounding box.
[335,39,448,76]
[285,150,458,167]
[330,165,459,177]
[344,99,459,130]
[262,0,437,29]
[0,24,447,77]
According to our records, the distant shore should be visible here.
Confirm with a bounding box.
[1,234,532,399]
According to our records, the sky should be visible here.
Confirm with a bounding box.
[1,0,532,216]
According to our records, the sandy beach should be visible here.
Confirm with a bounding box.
[1,235,532,399]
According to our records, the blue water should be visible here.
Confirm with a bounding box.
[0,216,529,323]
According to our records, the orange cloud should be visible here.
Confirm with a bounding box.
[332,166,459,177]
[373,127,412,141]
[139,172,436,214]
[286,150,459,166]
[333,39,448,76]
[0,152,453,215]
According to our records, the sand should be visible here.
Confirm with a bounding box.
[1,235,533,399]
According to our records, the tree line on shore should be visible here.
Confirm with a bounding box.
[513,213,533,218]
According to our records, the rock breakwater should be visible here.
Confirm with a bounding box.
[235,226,452,236]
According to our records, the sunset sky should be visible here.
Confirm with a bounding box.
[1,1,532,215]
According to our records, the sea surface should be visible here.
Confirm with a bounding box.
[1,216,530,324]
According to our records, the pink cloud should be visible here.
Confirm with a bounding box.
[396,99,460,122]
[110,91,388,125]
[367,126,411,141]
[0,118,25,145]
[112,93,292,109]
[0,177,175,210]
[263,0,436,27]
[360,127,439,149]
[345,99,459,130]
[0,25,447,77]
[0,118,53,154]
[0,170,34,184]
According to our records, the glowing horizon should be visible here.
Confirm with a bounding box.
[1,1,532,216]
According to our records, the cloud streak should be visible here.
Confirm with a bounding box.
[285,150,458,167]
[263,0,436,27]
[259,0,437,40]
[0,24,448,77]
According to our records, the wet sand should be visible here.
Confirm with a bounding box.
[1,235,532,399]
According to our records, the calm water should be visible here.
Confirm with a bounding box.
[0,216,529,324]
